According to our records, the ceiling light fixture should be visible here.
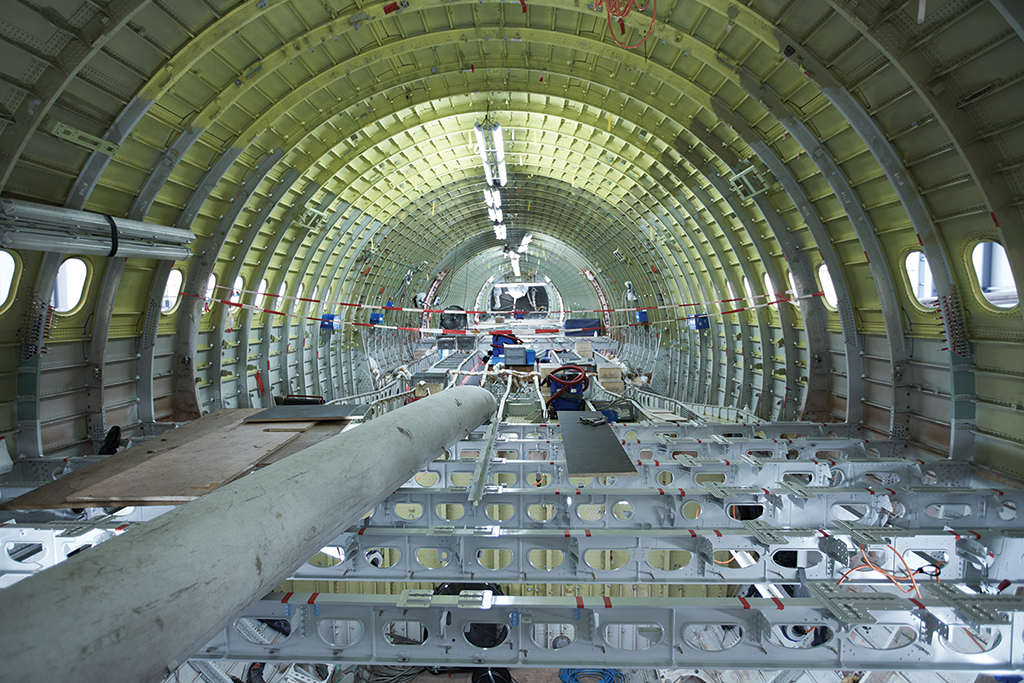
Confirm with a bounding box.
[475,118,507,187]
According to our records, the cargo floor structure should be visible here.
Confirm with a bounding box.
[4,334,1023,682]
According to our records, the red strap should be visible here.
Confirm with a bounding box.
[357,528,366,535]
[576,597,584,609]
[585,530,592,537]
[713,530,722,538]
[603,597,612,608]
[909,598,926,610]
[564,531,571,538]
[658,488,665,495]
[688,530,696,538]
[281,592,293,603]
[679,488,685,497]
[308,593,319,604]
[771,597,785,610]
[738,597,751,609]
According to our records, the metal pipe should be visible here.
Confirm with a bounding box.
[0,227,193,260]
[0,386,496,683]
[0,198,195,244]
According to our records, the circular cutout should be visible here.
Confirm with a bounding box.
[307,546,345,568]
[940,625,1002,654]
[612,501,634,520]
[925,503,972,521]
[395,503,422,520]
[850,624,916,650]
[682,624,742,651]
[319,619,364,647]
[5,542,44,564]
[604,623,663,651]
[235,617,291,645]
[568,476,593,488]
[492,471,516,486]
[657,471,674,486]
[531,624,576,649]
[496,449,519,460]
[1000,501,1018,521]
[476,548,513,570]
[384,620,427,645]
[528,503,557,522]
[415,472,440,487]
[486,503,515,522]
[436,502,465,521]
[599,476,617,486]
[682,501,702,520]
[576,504,606,522]
[365,547,399,568]
[646,549,691,571]
[450,472,474,487]
[528,472,551,487]
[529,548,564,570]
[828,468,845,487]
[415,548,451,568]
[465,622,508,649]
[767,625,833,649]
[772,549,822,569]
[584,549,630,570]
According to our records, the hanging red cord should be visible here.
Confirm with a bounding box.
[594,0,657,49]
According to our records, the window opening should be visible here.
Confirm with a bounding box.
[0,250,17,309]
[972,241,1017,308]
[904,251,937,307]
[817,264,838,308]
[763,272,777,309]
[162,269,183,313]
[254,279,268,309]
[51,258,88,313]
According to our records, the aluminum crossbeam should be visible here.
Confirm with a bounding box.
[191,590,1024,671]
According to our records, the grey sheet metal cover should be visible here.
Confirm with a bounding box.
[559,411,638,476]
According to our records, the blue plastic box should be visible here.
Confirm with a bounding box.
[687,314,710,330]
[320,314,341,330]
[369,312,384,325]
[565,318,602,336]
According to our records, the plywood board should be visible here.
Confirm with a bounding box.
[243,403,370,423]
[0,409,261,510]
[559,411,638,477]
[262,422,318,432]
[66,423,299,506]
[254,422,352,467]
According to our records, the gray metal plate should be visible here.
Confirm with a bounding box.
[559,411,638,476]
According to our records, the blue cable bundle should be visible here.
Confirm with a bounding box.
[559,669,626,683]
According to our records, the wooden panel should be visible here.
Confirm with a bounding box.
[255,422,351,467]
[559,411,637,477]
[66,423,299,505]
[262,422,318,432]
[243,404,370,423]
[0,409,261,510]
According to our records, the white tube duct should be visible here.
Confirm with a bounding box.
[0,227,193,260]
[0,386,497,683]
[0,198,195,244]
